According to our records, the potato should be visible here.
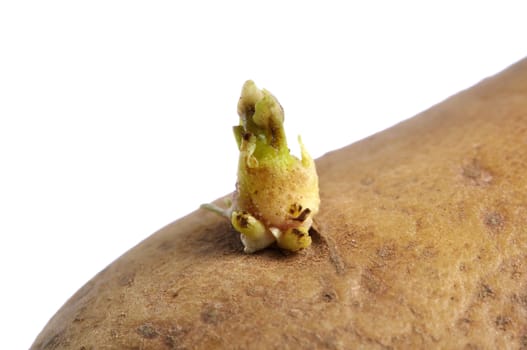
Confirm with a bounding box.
[32,58,527,349]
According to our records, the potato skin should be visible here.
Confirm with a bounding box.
[32,59,527,349]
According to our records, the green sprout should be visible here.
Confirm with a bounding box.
[202,80,320,253]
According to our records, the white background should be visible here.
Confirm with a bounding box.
[1,1,525,348]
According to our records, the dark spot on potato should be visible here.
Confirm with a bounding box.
[246,285,266,297]
[117,272,135,287]
[201,303,226,325]
[478,283,495,300]
[484,211,505,232]
[520,334,527,350]
[137,323,158,339]
[462,159,493,186]
[495,315,512,331]
[322,290,337,302]
[376,244,396,260]
[163,335,180,349]
[242,132,252,141]
[170,287,183,299]
[361,268,388,295]
[514,294,527,309]
[110,329,118,339]
[288,308,303,319]
[163,325,189,349]
[457,317,472,334]
[71,306,88,324]
[420,245,438,259]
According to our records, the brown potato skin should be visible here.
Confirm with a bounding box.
[32,59,527,349]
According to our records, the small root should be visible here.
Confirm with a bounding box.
[311,221,346,275]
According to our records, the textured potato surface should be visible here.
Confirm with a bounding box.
[32,59,527,349]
